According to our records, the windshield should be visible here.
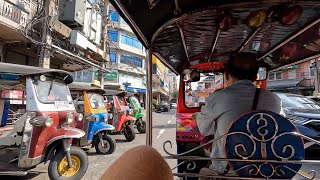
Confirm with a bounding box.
[278,94,320,109]
[131,97,141,107]
[34,79,72,103]
[184,73,223,107]
[88,93,105,109]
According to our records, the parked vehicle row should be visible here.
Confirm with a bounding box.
[0,62,145,179]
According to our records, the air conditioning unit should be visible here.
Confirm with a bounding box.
[58,0,86,27]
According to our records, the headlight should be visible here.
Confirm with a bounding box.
[29,116,53,127]
[66,112,74,124]
[78,113,84,121]
[45,117,53,127]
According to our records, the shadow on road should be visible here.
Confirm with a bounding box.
[115,139,129,143]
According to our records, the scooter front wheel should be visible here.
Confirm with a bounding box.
[48,146,88,180]
[95,133,116,154]
[124,125,136,141]
[137,118,146,133]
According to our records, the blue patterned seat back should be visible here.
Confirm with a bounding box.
[225,111,304,179]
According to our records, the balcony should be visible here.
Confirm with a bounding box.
[108,19,134,35]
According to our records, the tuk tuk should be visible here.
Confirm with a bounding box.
[69,83,116,155]
[105,90,136,141]
[125,92,146,133]
[0,62,88,179]
[110,0,320,179]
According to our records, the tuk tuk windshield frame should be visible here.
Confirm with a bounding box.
[33,77,73,104]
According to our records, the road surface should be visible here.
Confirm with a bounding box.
[5,110,320,179]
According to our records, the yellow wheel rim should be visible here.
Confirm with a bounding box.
[58,155,81,177]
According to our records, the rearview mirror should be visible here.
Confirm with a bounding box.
[257,67,267,81]
[183,69,201,82]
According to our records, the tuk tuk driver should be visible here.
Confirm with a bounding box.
[193,52,282,175]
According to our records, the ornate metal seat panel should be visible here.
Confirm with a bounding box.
[225,111,304,179]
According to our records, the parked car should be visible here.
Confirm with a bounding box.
[276,93,320,149]
[170,99,177,109]
[170,102,177,109]
[156,102,170,112]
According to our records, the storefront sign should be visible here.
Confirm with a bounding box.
[103,71,119,83]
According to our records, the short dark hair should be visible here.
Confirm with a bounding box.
[225,52,259,81]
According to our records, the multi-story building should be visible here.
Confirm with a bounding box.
[152,55,170,103]
[0,0,106,72]
[103,3,147,102]
[267,60,316,95]
[166,69,178,100]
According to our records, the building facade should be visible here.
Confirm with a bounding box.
[267,59,316,95]
[152,55,170,103]
[166,69,178,100]
[103,3,146,102]
[0,0,107,73]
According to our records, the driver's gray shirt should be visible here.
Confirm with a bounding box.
[196,80,281,173]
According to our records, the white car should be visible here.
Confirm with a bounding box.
[170,102,177,109]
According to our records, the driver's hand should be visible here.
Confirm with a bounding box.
[192,112,198,120]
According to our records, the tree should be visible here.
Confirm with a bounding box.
[172,90,178,99]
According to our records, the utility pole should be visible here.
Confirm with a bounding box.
[314,58,320,96]
[99,0,110,89]
[0,41,5,62]
[38,0,54,69]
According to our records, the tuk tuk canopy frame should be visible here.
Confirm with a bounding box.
[110,0,320,146]
[110,0,320,74]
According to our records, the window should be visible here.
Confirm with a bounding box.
[120,54,143,68]
[268,72,282,80]
[268,73,275,80]
[288,69,296,79]
[108,30,118,42]
[108,10,119,22]
[120,33,143,49]
[276,72,282,80]
[184,73,224,108]
[109,51,116,63]
[310,67,315,77]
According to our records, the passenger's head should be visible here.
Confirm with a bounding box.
[224,52,259,87]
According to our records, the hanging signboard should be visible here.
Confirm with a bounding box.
[103,71,119,83]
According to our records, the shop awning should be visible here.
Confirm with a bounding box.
[126,87,146,93]
[267,78,304,90]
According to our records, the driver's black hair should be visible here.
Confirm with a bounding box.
[225,52,259,81]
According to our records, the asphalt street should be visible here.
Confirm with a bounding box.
[6,110,177,180]
[4,110,320,179]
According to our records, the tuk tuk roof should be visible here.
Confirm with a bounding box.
[125,92,138,97]
[68,82,106,94]
[0,62,73,84]
[104,89,126,96]
[110,0,320,74]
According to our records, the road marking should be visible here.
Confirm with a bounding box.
[167,120,171,124]
[156,129,165,139]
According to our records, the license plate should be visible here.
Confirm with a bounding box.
[54,101,69,109]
